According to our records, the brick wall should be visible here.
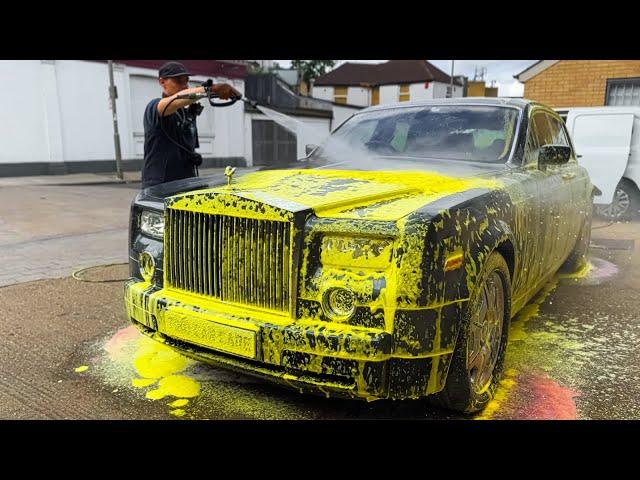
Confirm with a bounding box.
[524,60,640,107]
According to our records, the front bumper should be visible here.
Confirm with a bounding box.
[124,279,451,401]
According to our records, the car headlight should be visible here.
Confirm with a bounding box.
[321,235,393,269]
[322,287,356,321]
[140,210,164,239]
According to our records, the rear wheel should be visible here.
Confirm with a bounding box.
[595,178,640,221]
[432,251,511,413]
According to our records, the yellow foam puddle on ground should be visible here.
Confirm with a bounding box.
[558,261,592,281]
[509,279,558,342]
[475,368,518,420]
[146,375,200,400]
[132,378,157,388]
[103,326,202,418]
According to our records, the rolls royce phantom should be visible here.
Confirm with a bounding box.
[125,98,593,413]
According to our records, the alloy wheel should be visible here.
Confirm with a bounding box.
[466,271,505,395]
[597,187,630,219]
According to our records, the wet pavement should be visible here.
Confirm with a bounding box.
[1,217,638,420]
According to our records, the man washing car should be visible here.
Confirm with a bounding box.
[141,61,241,188]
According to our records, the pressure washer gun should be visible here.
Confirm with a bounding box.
[176,79,258,108]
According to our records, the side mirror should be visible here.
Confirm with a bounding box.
[539,144,572,167]
[305,144,318,156]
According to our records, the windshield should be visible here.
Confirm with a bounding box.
[316,105,520,163]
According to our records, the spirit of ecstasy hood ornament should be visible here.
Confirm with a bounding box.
[224,166,237,187]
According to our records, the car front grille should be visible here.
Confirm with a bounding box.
[165,208,292,314]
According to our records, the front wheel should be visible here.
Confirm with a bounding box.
[432,251,511,413]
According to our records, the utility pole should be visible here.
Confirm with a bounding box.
[108,60,123,180]
[449,60,455,98]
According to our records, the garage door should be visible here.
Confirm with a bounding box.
[251,119,297,165]
[129,75,215,157]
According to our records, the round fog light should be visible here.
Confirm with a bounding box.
[138,252,155,282]
[322,288,356,321]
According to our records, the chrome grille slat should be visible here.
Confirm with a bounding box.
[165,209,292,314]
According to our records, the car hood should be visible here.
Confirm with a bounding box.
[167,163,505,222]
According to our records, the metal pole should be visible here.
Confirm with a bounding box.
[449,60,455,98]
[108,60,123,180]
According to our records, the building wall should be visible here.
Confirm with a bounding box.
[431,81,463,99]
[0,61,53,165]
[379,85,397,105]
[409,82,435,100]
[524,60,640,107]
[55,60,130,162]
[0,60,247,175]
[346,87,369,107]
[467,81,487,97]
[312,86,333,102]
[332,105,361,131]
[312,81,463,108]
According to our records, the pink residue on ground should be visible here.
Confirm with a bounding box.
[519,373,580,420]
[103,326,141,360]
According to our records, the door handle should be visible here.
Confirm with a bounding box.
[562,172,576,180]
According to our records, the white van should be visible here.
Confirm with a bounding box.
[555,106,640,219]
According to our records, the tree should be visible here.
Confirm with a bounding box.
[291,60,335,95]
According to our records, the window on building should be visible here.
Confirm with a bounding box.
[399,84,410,102]
[334,86,348,104]
[606,78,640,106]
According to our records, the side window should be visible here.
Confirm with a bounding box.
[524,113,542,166]
[390,122,410,151]
[546,115,570,147]
[532,112,554,147]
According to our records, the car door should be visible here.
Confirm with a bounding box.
[545,113,589,262]
[568,111,634,205]
[527,109,575,277]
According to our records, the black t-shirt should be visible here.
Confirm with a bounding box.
[141,98,200,188]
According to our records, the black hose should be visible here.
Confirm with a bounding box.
[159,96,201,177]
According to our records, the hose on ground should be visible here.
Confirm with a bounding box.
[71,262,129,283]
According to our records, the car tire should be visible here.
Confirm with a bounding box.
[562,204,592,273]
[595,178,640,221]
[431,251,511,413]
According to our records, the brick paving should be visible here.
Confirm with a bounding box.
[0,228,129,287]
[0,168,232,288]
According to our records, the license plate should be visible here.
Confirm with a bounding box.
[162,309,257,359]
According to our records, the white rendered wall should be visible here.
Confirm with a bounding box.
[312,86,333,102]
[0,60,59,164]
[409,82,435,101]
[55,60,128,162]
[379,85,397,105]
[432,81,463,98]
[332,105,361,131]
[347,87,369,107]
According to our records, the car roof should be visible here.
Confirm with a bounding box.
[358,97,533,114]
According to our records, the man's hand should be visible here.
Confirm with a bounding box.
[211,83,241,100]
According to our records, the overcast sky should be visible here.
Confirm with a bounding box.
[275,60,537,97]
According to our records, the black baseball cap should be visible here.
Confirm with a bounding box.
[158,61,192,79]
